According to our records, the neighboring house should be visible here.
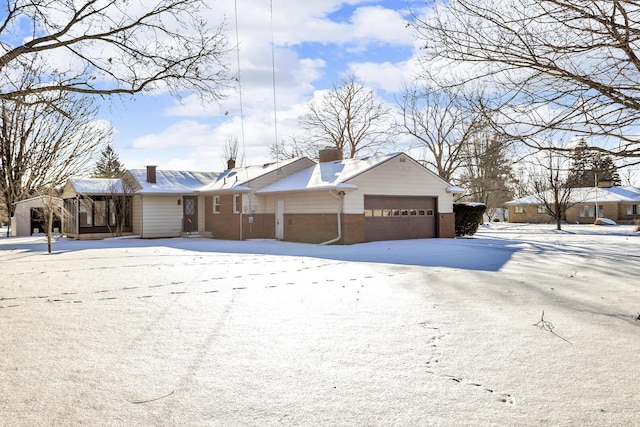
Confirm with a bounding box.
[10,196,63,237]
[61,150,463,243]
[505,186,640,224]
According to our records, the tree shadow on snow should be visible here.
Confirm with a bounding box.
[0,235,522,272]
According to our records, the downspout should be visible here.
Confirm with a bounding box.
[320,190,345,245]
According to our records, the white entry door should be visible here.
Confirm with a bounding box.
[276,199,284,240]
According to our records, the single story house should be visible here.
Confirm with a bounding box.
[10,195,63,236]
[505,186,640,224]
[61,150,463,243]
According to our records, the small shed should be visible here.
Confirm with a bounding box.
[10,196,63,237]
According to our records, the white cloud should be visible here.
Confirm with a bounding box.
[131,120,219,150]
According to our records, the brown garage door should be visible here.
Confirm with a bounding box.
[364,195,437,242]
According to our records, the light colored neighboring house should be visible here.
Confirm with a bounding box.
[505,186,640,224]
[10,196,63,237]
[61,150,463,243]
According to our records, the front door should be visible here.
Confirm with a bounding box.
[183,196,198,232]
[276,199,284,240]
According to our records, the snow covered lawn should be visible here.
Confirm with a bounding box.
[1,223,639,426]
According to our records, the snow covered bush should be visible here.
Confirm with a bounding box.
[454,203,486,237]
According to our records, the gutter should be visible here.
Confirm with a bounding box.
[320,190,345,245]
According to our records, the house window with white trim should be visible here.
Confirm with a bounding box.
[627,204,638,215]
[213,196,220,214]
[514,206,524,214]
[537,205,546,214]
[233,194,241,213]
[579,205,603,217]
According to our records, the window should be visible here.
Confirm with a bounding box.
[79,200,93,227]
[94,200,107,226]
[213,196,220,214]
[233,194,241,213]
[109,200,117,226]
[426,209,434,216]
[627,204,638,215]
[579,205,603,218]
[537,205,546,214]
[514,206,524,214]
[364,209,373,217]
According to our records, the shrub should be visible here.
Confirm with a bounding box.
[454,203,486,237]
[492,218,500,222]
[635,219,640,232]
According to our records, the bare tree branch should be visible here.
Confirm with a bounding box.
[0,0,231,103]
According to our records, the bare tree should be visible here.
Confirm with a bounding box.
[107,177,134,238]
[397,83,484,182]
[269,135,315,161]
[412,0,640,161]
[299,75,394,159]
[33,186,65,254]
[0,0,230,103]
[221,134,246,169]
[529,150,581,231]
[0,89,111,237]
[458,133,516,221]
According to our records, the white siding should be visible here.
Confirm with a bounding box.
[132,195,143,236]
[198,195,206,232]
[346,156,455,214]
[141,195,183,238]
[263,191,339,214]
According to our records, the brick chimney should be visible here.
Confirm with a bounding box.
[146,165,157,184]
[227,158,236,170]
[319,147,343,163]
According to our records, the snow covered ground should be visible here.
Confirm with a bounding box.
[1,223,639,426]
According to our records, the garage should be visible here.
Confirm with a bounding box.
[364,195,437,242]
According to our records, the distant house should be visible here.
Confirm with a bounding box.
[61,150,463,243]
[10,196,63,237]
[505,186,640,224]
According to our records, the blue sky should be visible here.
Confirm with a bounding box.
[102,0,425,172]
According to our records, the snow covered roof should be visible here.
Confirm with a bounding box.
[447,185,466,194]
[506,186,640,205]
[127,169,219,194]
[67,178,127,195]
[198,157,305,193]
[256,153,407,194]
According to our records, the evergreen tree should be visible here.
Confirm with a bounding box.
[93,145,125,178]
[458,133,515,220]
[569,139,621,187]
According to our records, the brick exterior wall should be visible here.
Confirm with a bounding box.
[205,195,277,240]
[204,195,240,239]
[507,206,554,223]
[438,213,455,238]
[508,202,640,224]
[284,213,364,244]
[241,213,275,239]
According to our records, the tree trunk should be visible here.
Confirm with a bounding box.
[47,209,53,254]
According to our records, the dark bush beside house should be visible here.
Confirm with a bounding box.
[454,203,486,237]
